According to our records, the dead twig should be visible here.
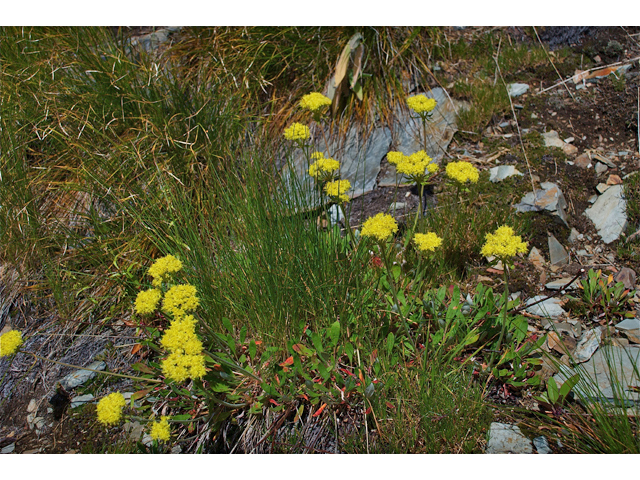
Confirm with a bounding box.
[533,26,576,102]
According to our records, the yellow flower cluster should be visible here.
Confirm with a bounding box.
[481,226,528,259]
[160,315,203,356]
[361,213,398,242]
[283,123,310,142]
[386,151,406,165]
[414,232,443,253]
[148,255,183,287]
[135,288,162,315]
[446,161,479,185]
[395,151,438,182]
[407,94,437,114]
[0,330,23,357]
[309,156,340,181]
[97,392,126,426]
[163,284,199,318]
[150,416,171,442]
[311,151,325,160]
[162,351,207,383]
[300,92,332,113]
[324,179,351,203]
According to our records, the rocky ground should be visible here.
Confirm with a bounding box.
[1,26,640,454]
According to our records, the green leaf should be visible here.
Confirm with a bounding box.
[132,362,154,375]
[364,382,375,398]
[222,317,234,336]
[344,342,354,363]
[547,377,559,404]
[249,340,256,360]
[328,320,340,348]
[311,332,324,353]
[239,326,247,344]
[386,332,395,356]
[171,414,191,421]
[559,374,580,400]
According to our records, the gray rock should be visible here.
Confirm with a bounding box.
[596,183,611,194]
[528,247,545,270]
[574,153,592,168]
[548,234,570,266]
[542,130,565,148]
[378,87,467,186]
[59,361,106,390]
[595,162,609,175]
[123,421,144,441]
[616,319,640,331]
[545,278,579,291]
[389,202,406,211]
[70,394,95,408]
[486,423,533,454]
[489,165,523,183]
[614,267,636,290]
[515,182,569,227]
[533,436,553,454]
[27,399,38,413]
[508,83,530,97]
[328,204,344,226]
[525,296,566,318]
[573,327,603,363]
[584,184,627,244]
[567,228,581,243]
[554,345,640,405]
[1,443,15,454]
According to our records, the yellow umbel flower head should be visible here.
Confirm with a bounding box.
[149,416,171,442]
[324,179,351,203]
[300,92,332,113]
[97,392,126,426]
[309,157,340,182]
[414,232,443,253]
[135,288,162,315]
[446,161,479,185]
[361,213,398,242]
[310,151,325,160]
[481,226,528,260]
[407,94,437,115]
[386,151,407,166]
[163,284,199,318]
[396,151,438,183]
[283,123,311,142]
[148,255,183,287]
[161,315,203,356]
[161,352,207,383]
[0,330,23,357]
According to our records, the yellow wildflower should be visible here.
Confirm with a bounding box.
[161,352,207,383]
[96,392,126,426]
[150,416,171,442]
[148,255,183,287]
[283,123,310,142]
[481,226,528,260]
[309,157,340,181]
[414,232,443,253]
[446,161,479,184]
[135,288,162,315]
[387,151,406,166]
[324,179,351,203]
[300,92,332,113]
[0,330,23,357]
[163,284,199,318]
[407,94,437,114]
[310,151,325,160]
[161,315,203,356]
[396,151,438,181]
[360,213,398,242]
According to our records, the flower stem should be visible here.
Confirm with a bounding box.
[379,241,417,351]
[413,183,425,232]
[339,202,357,246]
[487,264,510,373]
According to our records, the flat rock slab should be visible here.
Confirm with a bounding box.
[515,182,568,227]
[545,277,579,290]
[489,165,523,182]
[533,436,553,454]
[584,184,627,244]
[508,83,529,97]
[554,345,640,405]
[71,394,95,408]
[573,327,602,363]
[59,361,106,390]
[486,423,532,454]
[548,233,569,266]
[525,296,566,318]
